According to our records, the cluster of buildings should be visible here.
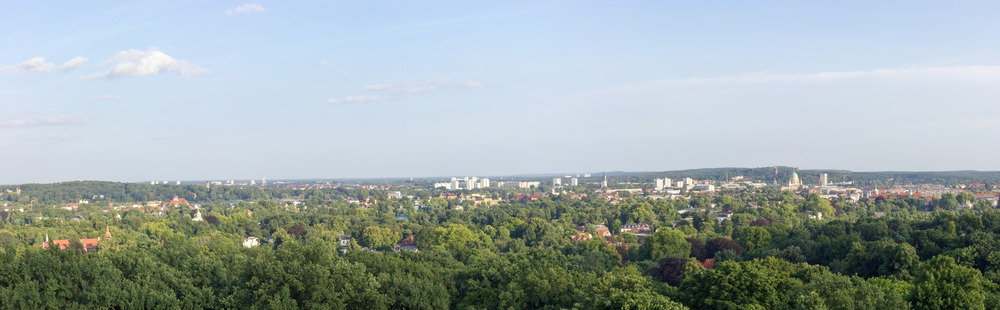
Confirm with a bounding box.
[434,177,491,190]
[552,177,579,187]
[433,176,551,190]
[571,223,654,247]
[42,226,112,253]
[653,177,716,192]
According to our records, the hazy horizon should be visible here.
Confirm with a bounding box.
[3,166,998,186]
[3,1,998,185]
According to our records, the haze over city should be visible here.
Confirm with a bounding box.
[2,1,998,184]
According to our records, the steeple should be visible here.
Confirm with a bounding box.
[105,226,111,238]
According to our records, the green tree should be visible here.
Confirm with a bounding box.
[677,258,800,310]
[735,226,771,252]
[359,225,398,250]
[643,228,691,261]
[909,255,987,310]
[588,266,688,309]
[938,193,959,211]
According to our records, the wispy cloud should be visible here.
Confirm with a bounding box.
[590,66,1000,96]
[0,115,83,127]
[83,48,207,79]
[47,133,71,141]
[227,4,264,15]
[60,56,88,71]
[85,95,123,101]
[0,57,55,74]
[326,95,382,104]
[327,79,483,105]
[361,80,485,95]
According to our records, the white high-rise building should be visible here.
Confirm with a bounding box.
[553,178,562,187]
[570,178,578,186]
[176,180,181,185]
[451,179,459,190]
[664,178,672,188]
[250,179,256,185]
[467,177,478,190]
[479,178,490,188]
[820,173,828,186]
[655,178,665,190]
[262,177,267,185]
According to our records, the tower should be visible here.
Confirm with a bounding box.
[105,226,111,238]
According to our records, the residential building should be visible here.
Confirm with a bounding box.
[243,237,260,248]
[42,227,109,253]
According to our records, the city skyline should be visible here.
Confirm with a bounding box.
[2,1,999,184]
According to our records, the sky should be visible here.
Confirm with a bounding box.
[1,1,999,184]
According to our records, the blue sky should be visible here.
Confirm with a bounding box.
[2,1,999,184]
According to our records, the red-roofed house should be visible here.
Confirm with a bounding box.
[42,227,109,253]
[700,258,715,269]
[594,225,611,237]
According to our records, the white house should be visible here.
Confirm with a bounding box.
[243,237,260,248]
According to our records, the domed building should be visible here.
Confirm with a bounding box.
[788,170,802,187]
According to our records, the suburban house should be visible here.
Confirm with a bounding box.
[43,226,111,253]
[394,235,418,252]
[243,237,260,248]
[339,235,352,253]
[620,223,652,242]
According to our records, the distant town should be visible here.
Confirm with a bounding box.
[2,166,1000,308]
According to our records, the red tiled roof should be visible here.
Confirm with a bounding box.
[700,258,715,269]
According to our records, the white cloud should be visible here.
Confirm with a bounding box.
[361,79,485,95]
[84,48,207,79]
[0,57,55,74]
[85,95,123,101]
[326,95,382,104]
[227,4,265,15]
[0,115,83,127]
[60,56,88,70]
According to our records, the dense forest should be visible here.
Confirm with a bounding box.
[1,181,1000,308]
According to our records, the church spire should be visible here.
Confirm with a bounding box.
[105,226,111,238]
